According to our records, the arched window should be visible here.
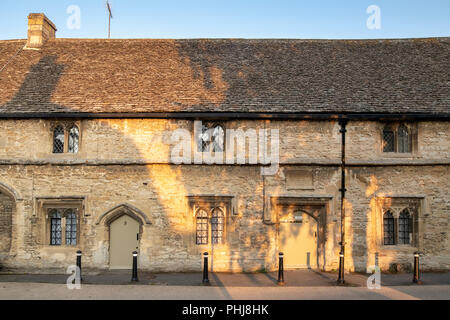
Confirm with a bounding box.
[397,125,411,153]
[53,126,65,153]
[211,207,225,244]
[65,209,77,245]
[382,126,395,152]
[195,208,209,245]
[68,126,79,153]
[383,210,395,245]
[198,123,224,152]
[50,209,62,245]
[398,209,411,244]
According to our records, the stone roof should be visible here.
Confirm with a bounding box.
[0,38,449,116]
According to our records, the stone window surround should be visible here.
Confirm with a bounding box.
[35,197,84,247]
[50,120,82,155]
[186,195,234,251]
[375,196,424,251]
[379,122,418,157]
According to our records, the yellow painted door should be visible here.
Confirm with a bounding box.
[279,212,318,269]
[110,215,140,269]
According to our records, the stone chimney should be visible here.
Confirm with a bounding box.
[26,13,57,48]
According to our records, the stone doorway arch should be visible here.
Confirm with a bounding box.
[270,196,331,270]
[0,183,18,257]
[96,204,151,269]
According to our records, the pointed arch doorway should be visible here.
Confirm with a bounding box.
[109,215,140,269]
[96,204,151,269]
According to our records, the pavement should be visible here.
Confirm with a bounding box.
[0,269,449,287]
[0,282,449,300]
[0,269,449,300]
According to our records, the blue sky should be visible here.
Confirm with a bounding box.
[0,0,449,39]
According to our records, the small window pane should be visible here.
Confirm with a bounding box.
[211,208,224,244]
[383,211,395,245]
[53,126,64,153]
[68,126,79,153]
[196,209,208,245]
[383,128,395,152]
[65,209,77,245]
[398,209,411,244]
[50,209,62,245]
[398,125,411,153]
[211,125,224,152]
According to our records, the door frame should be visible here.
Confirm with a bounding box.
[270,196,331,270]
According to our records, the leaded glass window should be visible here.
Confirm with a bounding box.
[383,211,395,245]
[398,209,411,244]
[68,126,79,153]
[53,126,65,153]
[211,208,224,244]
[383,127,395,152]
[211,126,224,152]
[65,210,77,245]
[198,123,224,152]
[196,209,208,245]
[50,210,62,245]
[398,125,411,153]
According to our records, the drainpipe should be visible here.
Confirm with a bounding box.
[337,118,348,285]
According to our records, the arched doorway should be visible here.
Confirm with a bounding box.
[0,185,15,256]
[96,204,151,269]
[109,214,140,269]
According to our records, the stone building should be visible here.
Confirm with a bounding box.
[0,13,448,273]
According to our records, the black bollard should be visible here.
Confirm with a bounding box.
[277,252,285,286]
[202,252,210,284]
[76,250,82,282]
[131,251,139,282]
[413,252,422,284]
[337,251,345,285]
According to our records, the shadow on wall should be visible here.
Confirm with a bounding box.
[0,48,280,273]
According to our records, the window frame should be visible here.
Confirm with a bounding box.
[196,122,225,153]
[51,122,81,154]
[378,199,420,249]
[187,196,233,249]
[46,207,80,246]
[68,125,80,154]
[193,204,227,246]
[381,122,414,154]
[383,210,395,245]
[37,198,84,247]
[52,125,65,154]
